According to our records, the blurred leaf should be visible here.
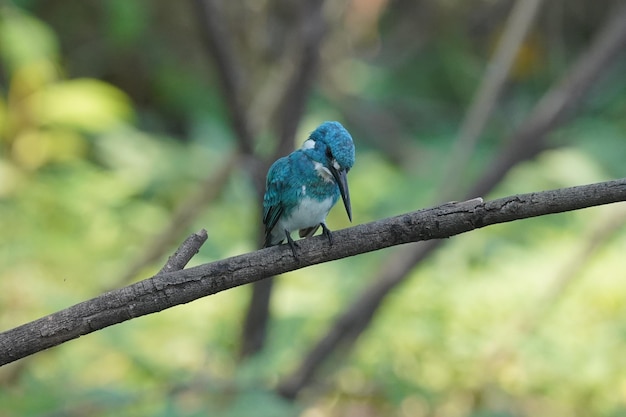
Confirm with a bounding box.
[0,5,58,73]
[10,128,86,169]
[26,79,134,132]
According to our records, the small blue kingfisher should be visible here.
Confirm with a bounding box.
[263,121,355,257]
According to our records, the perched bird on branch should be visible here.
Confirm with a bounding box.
[263,121,355,258]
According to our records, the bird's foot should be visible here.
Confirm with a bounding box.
[320,223,333,246]
[284,230,300,260]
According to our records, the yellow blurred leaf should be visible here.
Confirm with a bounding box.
[8,60,60,99]
[10,128,87,169]
[26,79,134,133]
[0,159,23,197]
[0,95,6,140]
[11,129,47,169]
[0,6,58,72]
[46,129,88,163]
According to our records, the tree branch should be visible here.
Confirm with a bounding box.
[1,178,625,366]
[272,0,327,159]
[192,0,255,154]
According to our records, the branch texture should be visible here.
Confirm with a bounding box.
[1,178,625,366]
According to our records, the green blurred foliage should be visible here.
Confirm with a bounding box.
[1,1,626,416]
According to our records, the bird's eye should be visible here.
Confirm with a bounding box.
[325,147,333,159]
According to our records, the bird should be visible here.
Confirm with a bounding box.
[263,121,355,258]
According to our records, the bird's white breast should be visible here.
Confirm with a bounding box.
[278,197,334,233]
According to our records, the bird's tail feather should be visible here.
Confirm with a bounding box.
[299,225,320,238]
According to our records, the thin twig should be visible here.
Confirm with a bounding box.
[158,229,209,275]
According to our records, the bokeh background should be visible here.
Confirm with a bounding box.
[1,0,626,416]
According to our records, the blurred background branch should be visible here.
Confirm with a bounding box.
[240,0,327,360]
[111,151,238,288]
[439,0,544,200]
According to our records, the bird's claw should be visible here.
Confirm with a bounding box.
[283,224,333,260]
[320,223,333,246]
[284,230,300,260]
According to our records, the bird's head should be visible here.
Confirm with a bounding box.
[302,121,355,221]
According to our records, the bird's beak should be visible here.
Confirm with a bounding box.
[330,165,352,222]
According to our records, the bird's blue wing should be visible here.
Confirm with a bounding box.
[263,156,290,245]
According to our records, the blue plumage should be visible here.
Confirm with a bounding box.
[263,121,355,256]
